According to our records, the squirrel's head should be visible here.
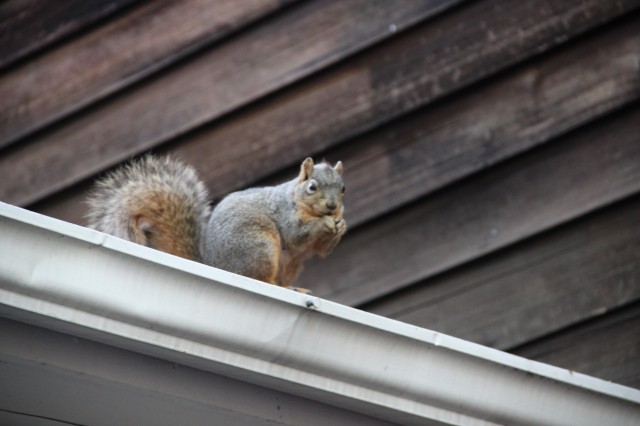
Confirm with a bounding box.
[295,157,345,217]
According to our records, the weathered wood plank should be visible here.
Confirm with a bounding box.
[169,1,640,202]
[0,0,299,149]
[365,195,640,351]
[299,104,640,306]
[513,303,640,390]
[3,0,636,208]
[175,1,637,201]
[31,13,640,234]
[264,15,640,228]
[0,0,463,156]
[0,0,141,70]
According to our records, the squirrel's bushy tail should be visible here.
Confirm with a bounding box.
[86,155,211,261]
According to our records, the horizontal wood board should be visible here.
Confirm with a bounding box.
[31,13,640,231]
[365,195,640,351]
[154,0,640,204]
[513,302,640,389]
[299,103,640,306]
[258,15,640,228]
[0,0,465,201]
[0,0,141,70]
[2,0,636,208]
[0,0,299,149]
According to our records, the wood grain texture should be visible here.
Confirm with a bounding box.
[271,16,640,228]
[0,0,463,200]
[512,302,640,389]
[365,195,640,351]
[299,104,640,306]
[170,0,640,205]
[30,13,640,233]
[2,0,635,208]
[0,0,298,149]
[0,0,140,70]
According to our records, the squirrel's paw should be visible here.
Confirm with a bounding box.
[323,215,345,235]
[322,215,336,233]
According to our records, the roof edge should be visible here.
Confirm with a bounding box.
[1,202,639,425]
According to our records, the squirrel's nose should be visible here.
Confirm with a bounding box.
[326,201,337,211]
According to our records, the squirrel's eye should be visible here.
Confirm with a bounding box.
[341,184,346,194]
[307,180,318,193]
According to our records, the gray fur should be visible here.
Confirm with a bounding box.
[204,160,346,287]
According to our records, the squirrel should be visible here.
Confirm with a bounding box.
[204,157,346,292]
[86,155,346,292]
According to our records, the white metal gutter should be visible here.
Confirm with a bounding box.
[0,201,639,426]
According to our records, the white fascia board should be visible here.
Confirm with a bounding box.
[0,201,639,426]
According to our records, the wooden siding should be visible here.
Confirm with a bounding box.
[1,0,639,391]
[0,0,142,70]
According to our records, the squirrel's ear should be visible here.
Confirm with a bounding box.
[334,161,343,175]
[299,157,314,182]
